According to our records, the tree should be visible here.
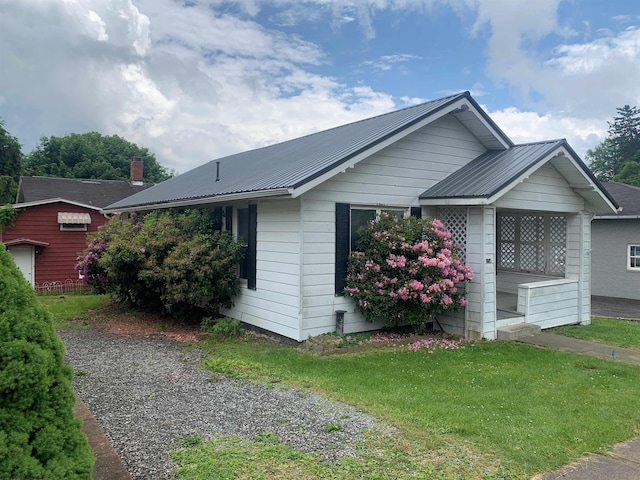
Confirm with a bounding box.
[614,160,640,187]
[22,132,171,183]
[587,105,640,183]
[0,119,23,204]
[0,244,94,478]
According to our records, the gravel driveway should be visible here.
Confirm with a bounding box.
[58,328,384,479]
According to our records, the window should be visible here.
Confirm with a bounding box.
[237,207,249,279]
[335,203,411,295]
[60,223,87,231]
[350,207,405,250]
[497,213,567,276]
[58,212,91,231]
[629,245,640,271]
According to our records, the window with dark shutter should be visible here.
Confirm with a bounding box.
[410,206,422,219]
[335,203,350,295]
[225,206,233,233]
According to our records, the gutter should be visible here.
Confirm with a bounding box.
[102,188,293,214]
[594,215,640,220]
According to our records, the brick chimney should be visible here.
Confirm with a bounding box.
[130,157,144,186]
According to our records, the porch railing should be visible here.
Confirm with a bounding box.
[517,278,579,329]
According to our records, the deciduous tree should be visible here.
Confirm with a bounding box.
[22,132,171,183]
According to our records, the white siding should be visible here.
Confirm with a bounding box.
[455,207,496,339]
[221,200,302,340]
[494,164,585,213]
[564,212,592,324]
[299,116,487,339]
[517,279,580,328]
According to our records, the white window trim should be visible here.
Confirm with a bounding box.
[628,244,640,272]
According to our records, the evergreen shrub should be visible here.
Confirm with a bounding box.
[0,243,94,479]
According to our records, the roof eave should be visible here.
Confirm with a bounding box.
[9,198,103,211]
[102,188,294,214]
[420,197,490,206]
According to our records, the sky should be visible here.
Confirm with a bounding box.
[1,0,639,175]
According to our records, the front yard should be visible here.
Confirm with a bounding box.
[47,295,640,479]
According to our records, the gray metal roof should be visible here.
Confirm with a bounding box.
[420,139,618,212]
[106,91,512,211]
[420,140,564,199]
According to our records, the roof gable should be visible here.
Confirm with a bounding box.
[16,176,154,209]
[420,140,618,213]
[105,91,513,212]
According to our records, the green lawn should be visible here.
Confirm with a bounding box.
[48,298,640,479]
[40,293,111,324]
[175,333,640,479]
[553,317,640,349]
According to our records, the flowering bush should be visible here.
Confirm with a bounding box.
[345,213,473,329]
[76,209,243,319]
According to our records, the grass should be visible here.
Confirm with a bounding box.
[552,317,640,349]
[186,334,640,479]
[40,293,111,325]
[48,296,640,478]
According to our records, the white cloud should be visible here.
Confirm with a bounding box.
[489,107,605,160]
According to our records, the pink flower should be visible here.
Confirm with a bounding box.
[140,247,146,254]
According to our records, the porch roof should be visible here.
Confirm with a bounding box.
[419,139,618,212]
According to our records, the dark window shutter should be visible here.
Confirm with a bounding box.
[225,206,233,233]
[335,203,350,295]
[213,207,223,231]
[410,206,422,219]
[247,204,257,290]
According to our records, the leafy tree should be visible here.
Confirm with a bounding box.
[0,119,23,204]
[0,243,94,478]
[587,105,640,183]
[22,132,171,183]
[344,213,473,331]
[614,160,640,187]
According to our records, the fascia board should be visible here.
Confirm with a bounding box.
[419,197,488,206]
[101,188,293,214]
[10,198,102,211]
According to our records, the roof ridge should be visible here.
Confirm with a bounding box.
[512,138,565,147]
[216,91,469,163]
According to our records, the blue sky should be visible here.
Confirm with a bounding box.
[1,0,639,174]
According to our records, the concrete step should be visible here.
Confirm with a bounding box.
[496,323,541,341]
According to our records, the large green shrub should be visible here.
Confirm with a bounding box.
[0,243,94,479]
[344,214,473,330]
[76,209,244,319]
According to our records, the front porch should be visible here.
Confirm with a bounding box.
[496,278,581,336]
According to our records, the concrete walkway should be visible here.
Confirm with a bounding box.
[74,395,131,480]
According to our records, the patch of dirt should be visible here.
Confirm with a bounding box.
[83,303,208,343]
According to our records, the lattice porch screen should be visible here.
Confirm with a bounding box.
[437,207,468,261]
[497,213,566,275]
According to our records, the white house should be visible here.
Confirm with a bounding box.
[105,92,618,341]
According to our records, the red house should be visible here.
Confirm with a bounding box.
[1,166,151,290]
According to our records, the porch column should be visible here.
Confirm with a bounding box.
[465,206,497,339]
[565,212,593,325]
